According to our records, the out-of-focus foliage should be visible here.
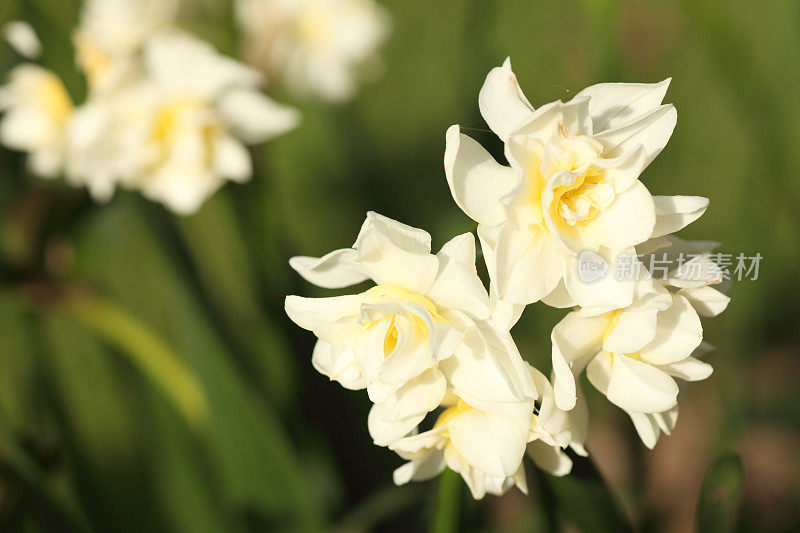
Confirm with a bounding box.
[0,0,798,531]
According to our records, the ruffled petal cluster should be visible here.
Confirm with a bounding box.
[235,0,391,102]
[288,58,729,497]
[286,212,582,498]
[0,0,299,214]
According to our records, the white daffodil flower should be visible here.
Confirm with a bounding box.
[0,65,73,177]
[236,0,391,102]
[73,0,178,92]
[286,212,536,445]
[446,58,708,312]
[550,277,713,447]
[391,366,585,499]
[67,31,300,214]
[390,395,533,500]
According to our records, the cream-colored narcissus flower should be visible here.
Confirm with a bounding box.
[0,65,73,177]
[391,366,585,499]
[446,58,708,313]
[286,212,536,446]
[236,0,390,102]
[550,273,718,447]
[68,31,300,214]
[73,0,178,92]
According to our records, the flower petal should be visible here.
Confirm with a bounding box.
[289,248,370,289]
[594,104,677,169]
[284,294,361,342]
[426,232,491,319]
[573,79,671,133]
[551,312,607,410]
[354,212,439,294]
[582,180,656,250]
[592,353,679,413]
[449,408,529,478]
[444,125,518,226]
[489,224,564,305]
[650,196,709,239]
[478,57,534,140]
[678,286,730,317]
[639,294,703,365]
[218,88,300,144]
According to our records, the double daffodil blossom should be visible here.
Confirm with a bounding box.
[551,274,713,448]
[236,0,391,102]
[67,31,300,214]
[445,58,708,312]
[0,65,73,177]
[286,212,536,446]
[391,366,586,499]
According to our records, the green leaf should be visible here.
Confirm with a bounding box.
[55,294,209,431]
[697,451,743,533]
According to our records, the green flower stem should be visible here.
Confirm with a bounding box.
[431,469,461,533]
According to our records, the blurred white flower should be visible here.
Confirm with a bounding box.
[68,31,300,214]
[73,0,178,91]
[286,212,536,445]
[446,58,708,312]
[236,0,391,101]
[3,21,41,59]
[0,65,73,177]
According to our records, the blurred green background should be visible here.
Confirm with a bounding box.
[0,0,799,531]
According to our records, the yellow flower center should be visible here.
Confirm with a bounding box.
[150,98,218,168]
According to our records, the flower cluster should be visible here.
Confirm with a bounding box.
[235,0,391,102]
[287,59,729,498]
[1,0,300,214]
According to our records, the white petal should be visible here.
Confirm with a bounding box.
[425,232,490,319]
[444,125,518,226]
[213,133,251,182]
[594,104,677,168]
[603,307,659,355]
[218,88,300,144]
[527,440,572,476]
[639,295,703,365]
[628,411,660,449]
[582,180,656,250]
[354,212,439,294]
[591,353,679,413]
[650,196,709,239]
[562,248,638,315]
[678,286,730,317]
[492,225,564,305]
[393,451,446,485]
[574,79,671,133]
[3,21,41,59]
[656,356,713,381]
[551,312,607,410]
[284,294,361,342]
[441,320,533,407]
[478,57,534,140]
[289,248,370,289]
[311,340,365,390]
[449,409,529,478]
[368,402,423,447]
